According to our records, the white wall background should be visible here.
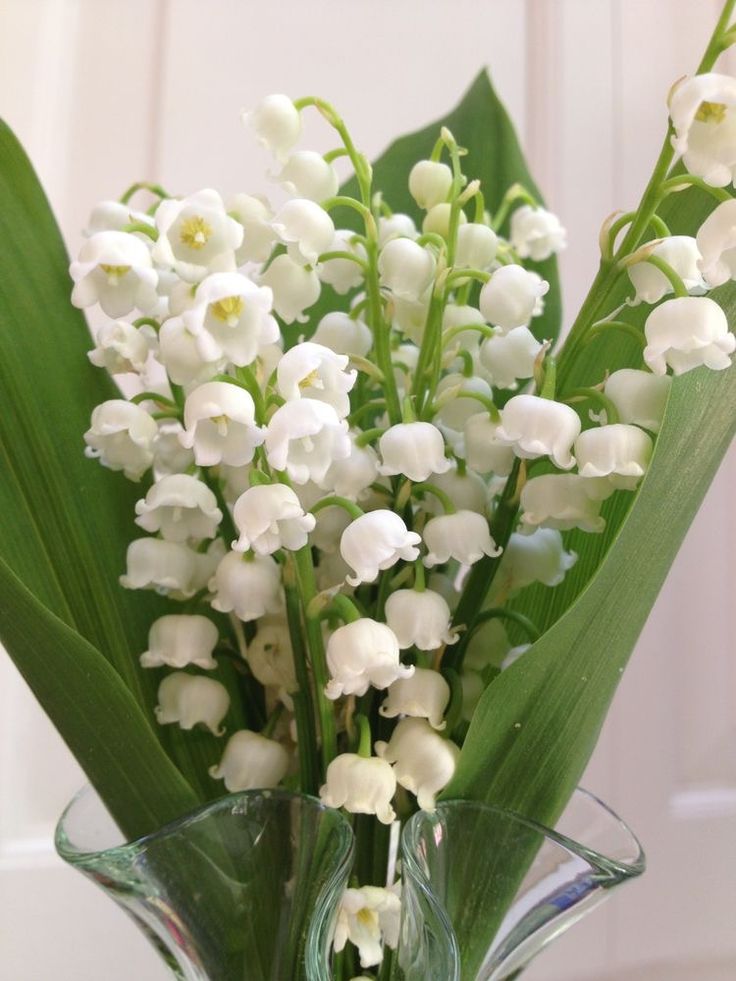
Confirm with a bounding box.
[0,1,734,978]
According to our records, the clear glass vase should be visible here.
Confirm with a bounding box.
[56,786,644,981]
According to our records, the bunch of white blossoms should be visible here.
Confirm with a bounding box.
[75,83,734,969]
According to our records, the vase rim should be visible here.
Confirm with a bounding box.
[55,784,354,868]
[410,786,645,881]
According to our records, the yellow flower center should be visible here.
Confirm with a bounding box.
[179,215,213,250]
[356,907,379,930]
[99,264,131,282]
[210,295,244,325]
[299,368,321,389]
[695,100,727,124]
[211,414,229,437]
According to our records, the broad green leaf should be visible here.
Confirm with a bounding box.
[0,119,233,823]
[301,70,562,349]
[0,557,200,839]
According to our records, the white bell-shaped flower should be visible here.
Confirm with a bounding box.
[423,203,466,239]
[260,253,321,324]
[232,483,315,554]
[696,198,736,286]
[377,422,450,482]
[228,193,278,264]
[325,619,413,699]
[312,311,373,358]
[479,265,548,333]
[209,551,283,621]
[153,189,243,283]
[319,438,379,500]
[246,618,297,694]
[496,394,581,469]
[152,423,196,479]
[378,212,418,246]
[84,199,153,236]
[140,614,219,670]
[463,413,516,476]
[318,229,366,295]
[88,320,150,375]
[119,538,200,595]
[70,231,158,318]
[84,400,157,481]
[575,424,653,488]
[442,303,487,353]
[520,474,613,533]
[191,539,228,596]
[419,466,488,517]
[379,667,451,730]
[478,325,543,390]
[180,381,265,467]
[334,885,401,970]
[603,369,671,433]
[319,753,397,825]
[182,272,279,367]
[155,672,229,735]
[408,160,453,209]
[390,295,431,345]
[209,729,290,790]
[384,590,459,653]
[644,295,735,375]
[669,73,736,187]
[435,373,495,432]
[340,510,422,586]
[276,341,356,418]
[158,318,227,387]
[134,474,222,542]
[496,528,577,592]
[423,510,501,568]
[627,236,706,303]
[272,198,335,265]
[245,94,302,161]
[276,150,339,202]
[375,718,459,811]
[455,223,499,270]
[510,205,567,261]
[378,238,436,301]
[265,399,351,484]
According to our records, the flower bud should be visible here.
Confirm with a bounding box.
[276,341,356,418]
[408,160,453,209]
[643,296,735,375]
[260,253,321,323]
[379,667,451,730]
[422,202,466,238]
[276,150,339,201]
[318,229,366,294]
[228,193,278,264]
[384,589,458,652]
[378,238,435,301]
[375,717,459,811]
[495,528,577,592]
[377,422,450,482]
[340,511,421,586]
[434,373,494,431]
[140,614,219,670]
[312,311,373,358]
[209,730,290,790]
[84,400,157,481]
[496,394,581,469]
[209,551,283,621]
[232,483,315,554]
[463,413,516,475]
[245,94,302,161]
[325,619,413,699]
[479,265,548,332]
[455,223,499,269]
[423,510,501,568]
[574,424,653,489]
[155,672,229,735]
[510,205,567,261]
[319,753,397,824]
[669,73,736,187]
[378,212,418,246]
[478,325,543,389]
[420,465,488,517]
[88,320,150,375]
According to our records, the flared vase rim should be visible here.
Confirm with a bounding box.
[55,784,355,867]
[405,786,645,881]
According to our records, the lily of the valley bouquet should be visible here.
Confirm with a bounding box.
[2,2,736,978]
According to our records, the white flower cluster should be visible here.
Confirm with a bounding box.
[74,80,734,969]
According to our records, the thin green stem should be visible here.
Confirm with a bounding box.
[642,254,688,297]
[566,387,620,424]
[413,482,456,514]
[283,571,319,794]
[309,496,365,521]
